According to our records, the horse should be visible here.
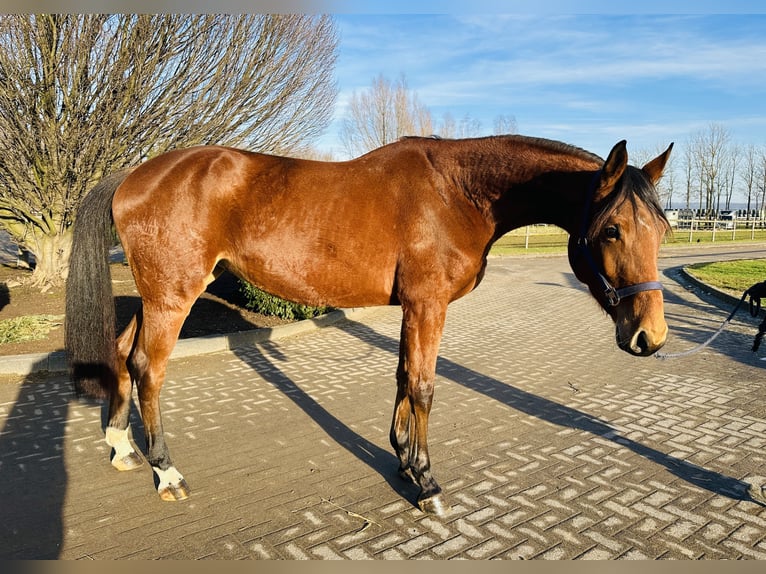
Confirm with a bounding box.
[65,135,672,515]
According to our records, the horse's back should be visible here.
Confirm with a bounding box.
[112,144,492,308]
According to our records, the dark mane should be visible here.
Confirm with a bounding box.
[398,133,604,165]
[501,134,603,165]
[588,165,671,239]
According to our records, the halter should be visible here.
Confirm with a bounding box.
[576,170,663,308]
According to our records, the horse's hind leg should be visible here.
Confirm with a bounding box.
[104,313,144,471]
[131,302,195,501]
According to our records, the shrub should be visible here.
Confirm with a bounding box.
[238,280,330,321]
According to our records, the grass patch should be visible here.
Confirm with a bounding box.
[685,260,766,293]
[490,244,569,256]
[0,314,64,345]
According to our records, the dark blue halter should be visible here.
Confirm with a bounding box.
[576,171,663,308]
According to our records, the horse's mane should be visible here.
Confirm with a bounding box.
[397,134,668,235]
[501,135,604,165]
[588,165,671,239]
[399,134,604,165]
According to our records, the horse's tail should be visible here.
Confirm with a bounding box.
[65,169,133,398]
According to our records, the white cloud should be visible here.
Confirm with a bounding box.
[322,14,766,156]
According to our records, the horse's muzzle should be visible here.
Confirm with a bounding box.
[617,324,667,357]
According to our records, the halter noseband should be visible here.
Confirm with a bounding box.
[576,171,663,308]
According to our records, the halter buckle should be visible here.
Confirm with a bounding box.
[604,285,620,307]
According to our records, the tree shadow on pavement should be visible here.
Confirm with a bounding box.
[337,318,763,506]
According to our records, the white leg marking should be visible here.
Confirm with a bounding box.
[105,425,143,470]
[153,466,185,492]
[105,426,135,459]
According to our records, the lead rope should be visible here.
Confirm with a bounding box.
[655,281,766,360]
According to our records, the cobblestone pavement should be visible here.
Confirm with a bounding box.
[2,245,766,559]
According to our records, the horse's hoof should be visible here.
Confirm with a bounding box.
[111,451,144,471]
[158,479,191,502]
[418,492,450,516]
[153,466,190,502]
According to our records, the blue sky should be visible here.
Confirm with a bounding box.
[316,10,766,163]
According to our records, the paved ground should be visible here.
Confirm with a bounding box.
[2,244,766,559]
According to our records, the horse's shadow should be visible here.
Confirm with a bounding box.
[660,266,766,367]
[231,341,419,507]
[0,282,10,311]
[331,317,761,505]
[3,279,758,560]
[216,308,762,508]
[0,359,78,559]
[0,279,283,559]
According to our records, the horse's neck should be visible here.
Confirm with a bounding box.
[453,146,600,238]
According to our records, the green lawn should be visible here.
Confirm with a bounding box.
[685,260,766,293]
[490,226,766,257]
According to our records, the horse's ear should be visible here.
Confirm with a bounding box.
[642,142,674,185]
[594,140,628,201]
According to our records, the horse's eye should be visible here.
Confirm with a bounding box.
[604,225,620,240]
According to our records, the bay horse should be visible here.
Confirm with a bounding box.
[65,135,672,515]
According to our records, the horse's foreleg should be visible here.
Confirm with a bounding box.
[391,300,450,516]
[105,314,144,471]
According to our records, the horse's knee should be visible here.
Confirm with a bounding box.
[409,375,435,412]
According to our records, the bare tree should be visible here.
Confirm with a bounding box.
[660,154,677,210]
[493,114,517,135]
[437,112,516,139]
[683,140,697,209]
[0,14,338,286]
[339,74,434,157]
[633,144,676,209]
[740,144,759,219]
[723,144,740,210]
[759,148,766,216]
[685,123,731,215]
[437,111,484,139]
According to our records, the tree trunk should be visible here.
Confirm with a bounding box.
[26,229,73,288]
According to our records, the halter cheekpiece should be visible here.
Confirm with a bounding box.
[576,170,663,308]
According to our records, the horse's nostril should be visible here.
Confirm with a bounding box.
[631,330,651,355]
[639,331,649,352]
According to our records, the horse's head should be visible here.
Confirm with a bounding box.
[568,140,673,357]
